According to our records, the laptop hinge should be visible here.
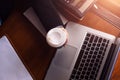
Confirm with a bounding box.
[100,43,116,80]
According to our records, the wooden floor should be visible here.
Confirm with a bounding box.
[0,0,120,80]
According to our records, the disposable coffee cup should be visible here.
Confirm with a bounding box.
[46,26,68,48]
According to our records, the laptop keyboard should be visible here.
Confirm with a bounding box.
[70,33,109,80]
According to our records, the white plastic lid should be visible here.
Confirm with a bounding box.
[46,27,68,47]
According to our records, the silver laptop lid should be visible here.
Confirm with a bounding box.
[0,36,33,80]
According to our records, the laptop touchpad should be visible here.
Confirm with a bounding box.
[54,45,77,70]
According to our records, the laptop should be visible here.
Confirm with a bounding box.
[44,21,120,80]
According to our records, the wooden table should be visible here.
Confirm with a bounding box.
[0,11,56,80]
[0,0,120,80]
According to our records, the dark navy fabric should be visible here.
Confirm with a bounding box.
[32,0,63,32]
[0,0,14,22]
